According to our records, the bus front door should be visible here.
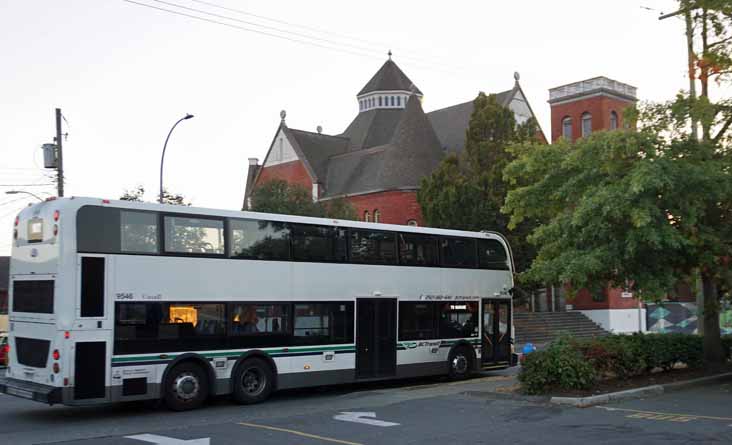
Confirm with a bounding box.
[481,299,511,366]
[356,298,397,379]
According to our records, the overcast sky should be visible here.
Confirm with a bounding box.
[0,0,723,255]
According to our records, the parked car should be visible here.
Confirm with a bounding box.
[0,333,8,367]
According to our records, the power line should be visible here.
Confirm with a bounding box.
[123,0,472,76]
[123,0,380,60]
[188,0,444,67]
[151,0,385,57]
[0,183,54,187]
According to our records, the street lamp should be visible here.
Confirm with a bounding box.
[5,190,44,201]
[159,113,194,204]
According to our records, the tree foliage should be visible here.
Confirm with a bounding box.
[503,0,732,362]
[120,185,189,206]
[417,92,540,274]
[250,179,357,220]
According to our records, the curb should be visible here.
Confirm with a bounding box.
[549,371,732,408]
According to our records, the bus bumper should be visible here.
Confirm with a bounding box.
[0,377,63,405]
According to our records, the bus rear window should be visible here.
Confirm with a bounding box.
[12,280,54,314]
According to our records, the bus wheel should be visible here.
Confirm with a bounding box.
[448,346,473,381]
[163,362,209,411]
[232,358,273,405]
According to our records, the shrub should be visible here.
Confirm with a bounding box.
[518,336,597,395]
[519,333,707,394]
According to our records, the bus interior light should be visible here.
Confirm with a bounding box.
[52,349,60,360]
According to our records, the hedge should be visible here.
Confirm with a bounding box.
[518,333,727,395]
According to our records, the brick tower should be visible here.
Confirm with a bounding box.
[548,77,637,142]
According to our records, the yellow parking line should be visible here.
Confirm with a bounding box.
[238,422,364,445]
[600,406,732,422]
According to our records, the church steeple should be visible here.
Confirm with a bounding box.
[357,56,422,113]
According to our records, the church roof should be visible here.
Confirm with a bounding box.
[357,59,423,96]
[339,108,404,151]
[323,96,442,198]
[427,88,515,153]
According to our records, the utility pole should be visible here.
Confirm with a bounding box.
[55,108,64,197]
[659,2,699,140]
[659,3,703,335]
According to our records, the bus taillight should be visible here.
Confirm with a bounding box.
[53,363,60,373]
[53,210,60,221]
[52,349,60,360]
[14,215,19,226]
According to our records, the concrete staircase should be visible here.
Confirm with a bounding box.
[514,311,609,346]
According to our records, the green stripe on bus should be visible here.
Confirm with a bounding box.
[112,345,357,363]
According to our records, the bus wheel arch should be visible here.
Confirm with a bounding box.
[160,354,215,401]
[231,353,276,405]
[447,342,476,380]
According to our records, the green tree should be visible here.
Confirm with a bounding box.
[503,124,731,364]
[120,185,190,206]
[250,179,357,220]
[417,92,539,274]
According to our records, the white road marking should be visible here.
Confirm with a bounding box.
[125,433,210,444]
[333,411,400,427]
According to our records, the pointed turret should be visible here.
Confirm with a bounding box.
[356,56,423,113]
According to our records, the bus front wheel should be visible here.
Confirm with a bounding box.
[163,362,209,411]
[447,346,474,381]
[232,358,274,405]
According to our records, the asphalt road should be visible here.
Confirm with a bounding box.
[1,368,731,445]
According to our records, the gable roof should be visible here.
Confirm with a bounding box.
[357,59,423,96]
[427,88,515,153]
[286,129,349,181]
[339,108,405,151]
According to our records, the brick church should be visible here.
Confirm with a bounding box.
[242,56,546,226]
[240,57,657,334]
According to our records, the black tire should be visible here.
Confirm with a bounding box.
[448,346,474,381]
[232,358,274,405]
[163,362,209,411]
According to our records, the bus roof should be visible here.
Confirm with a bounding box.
[40,196,510,242]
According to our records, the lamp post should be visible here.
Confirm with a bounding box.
[5,190,44,201]
[159,114,194,204]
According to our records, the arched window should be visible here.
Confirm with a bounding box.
[397,96,401,106]
[373,209,380,223]
[364,210,370,222]
[378,96,383,107]
[406,219,418,226]
[610,111,618,130]
[581,112,592,137]
[562,117,572,140]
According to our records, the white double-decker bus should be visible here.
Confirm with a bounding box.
[1,198,516,410]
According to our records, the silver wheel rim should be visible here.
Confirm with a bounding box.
[172,371,200,401]
[452,354,468,374]
[241,367,266,396]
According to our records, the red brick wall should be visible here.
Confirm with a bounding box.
[570,286,640,310]
[550,95,634,143]
[255,160,313,190]
[345,191,423,226]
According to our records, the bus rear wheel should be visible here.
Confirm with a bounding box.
[163,362,209,411]
[448,346,474,381]
[232,358,273,405]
